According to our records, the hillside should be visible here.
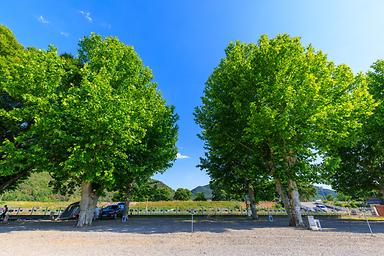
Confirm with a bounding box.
[0,172,175,202]
[314,185,337,199]
[191,185,212,200]
[0,172,79,202]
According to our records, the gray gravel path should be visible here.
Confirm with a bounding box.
[1,216,383,256]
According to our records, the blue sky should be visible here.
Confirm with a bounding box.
[2,0,384,190]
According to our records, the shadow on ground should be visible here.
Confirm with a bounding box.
[0,216,383,234]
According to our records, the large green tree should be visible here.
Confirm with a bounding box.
[1,32,178,227]
[195,34,374,226]
[1,25,59,193]
[45,34,177,226]
[332,60,384,198]
[0,25,30,192]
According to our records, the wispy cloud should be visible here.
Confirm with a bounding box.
[100,22,112,29]
[176,153,190,159]
[60,32,69,37]
[37,15,50,24]
[79,10,92,22]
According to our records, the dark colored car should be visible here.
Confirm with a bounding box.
[367,198,384,205]
[100,204,122,219]
[117,202,126,211]
[58,202,80,220]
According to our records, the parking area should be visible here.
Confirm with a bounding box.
[1,216,384,256]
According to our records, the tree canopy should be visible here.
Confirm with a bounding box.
[331,60,384,198]
[1,29,178,226]
[173,188,192,201]
[195,34,375,226]
[0,26,57,193]
[194,192,207,201]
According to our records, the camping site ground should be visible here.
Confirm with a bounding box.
[1,216,384,256]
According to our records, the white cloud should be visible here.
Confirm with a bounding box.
[80,10,92,22]
[38,15,50,24]
[60,32,69,37]
[176,153,190,159]
[100,22,112,29]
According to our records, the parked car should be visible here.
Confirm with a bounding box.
[301,206,314,212]
[117,202,126,211]
[367,198,384,205]
[100,204,122,219]
[58,202,80,220]
[59,202,101,220]
[315,204,328,212]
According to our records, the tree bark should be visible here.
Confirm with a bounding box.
[77,182,99,227]
[269,150,304,227]
[275,178,304,227]
[283,153,304,227]
[275,178,293,223]
[287,179,304,227]
[247,185,258,220]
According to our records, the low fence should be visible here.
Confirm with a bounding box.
[6,207,63,217]
[3,206,377,218]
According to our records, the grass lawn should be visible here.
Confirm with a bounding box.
[0,201,75,209]
[0,200,278,212]
[339,215,384,221]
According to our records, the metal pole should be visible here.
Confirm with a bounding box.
[191,213,194,233]
[363,211,373,235]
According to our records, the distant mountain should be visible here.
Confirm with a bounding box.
[314,185,337,199]
[191,185,212,200]
[148,179,174,192]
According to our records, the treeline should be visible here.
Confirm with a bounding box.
[0,172,77,202]
[0,171,202,202]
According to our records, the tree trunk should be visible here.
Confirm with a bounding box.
[247,186,258,220]
[287,179,304,227]
[269,150,304,227]
[275,178,293,223]
[281,153,304,227]
[77,182,99,227]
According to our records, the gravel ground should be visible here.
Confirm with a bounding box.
[1,216,383,256]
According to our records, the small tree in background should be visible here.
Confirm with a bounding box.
[194,192,207,201]
[325,194,334,202]
[173,188,192,201]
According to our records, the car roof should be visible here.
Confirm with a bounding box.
[104,204,119,208]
